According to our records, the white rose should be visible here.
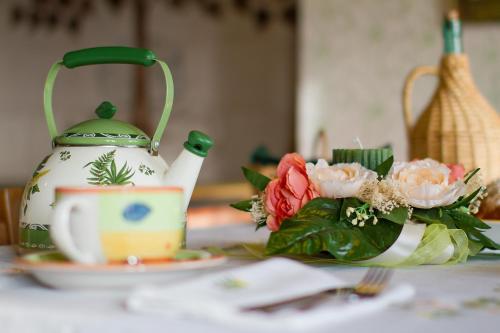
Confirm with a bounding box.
[306,159,378,199]
[388,159,465,209]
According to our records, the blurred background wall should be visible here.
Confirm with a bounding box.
[0,0,295,186]
[0,0,499,187]
[298,0,500,160]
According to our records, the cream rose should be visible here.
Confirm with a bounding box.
[306,160,378,199]
[388,159,465,209]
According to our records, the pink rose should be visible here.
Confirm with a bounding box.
[264,153,318,231]
[446,163,465,184]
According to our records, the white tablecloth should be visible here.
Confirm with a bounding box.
[0,224,499,333]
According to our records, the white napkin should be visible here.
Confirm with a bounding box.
[126,258,415,331]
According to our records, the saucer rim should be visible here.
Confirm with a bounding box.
[15,249,226,273]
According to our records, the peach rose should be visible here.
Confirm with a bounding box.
[388,159,465,209]
[306,159,378,199]
[264,153,318,231]
[446,163,465,184]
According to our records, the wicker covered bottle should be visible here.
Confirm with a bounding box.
[403,11,500,183]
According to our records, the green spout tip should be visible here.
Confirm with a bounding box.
[95,101,117,119]
[184,130,213,157]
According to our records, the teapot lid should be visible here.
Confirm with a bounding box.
[54,101,150,147]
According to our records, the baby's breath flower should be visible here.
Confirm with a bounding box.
[346,207,355,217]
[250,195,267,224]
[468,186,487,214]
[407,206,413,220]
[358,179,408,214]
[348,203,377,227]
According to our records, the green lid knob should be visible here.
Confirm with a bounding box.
[184,130,214,157]
[95,101,117,119]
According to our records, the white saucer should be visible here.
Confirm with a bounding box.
[16,250,226,289]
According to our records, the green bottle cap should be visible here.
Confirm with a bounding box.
[443,10,463,54]
[184,130,214,157]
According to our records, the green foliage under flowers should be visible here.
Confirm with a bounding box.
[241,166,271,191]
[412,207,499,250]
[265,198,404,260]
[411,180,499,251]
[230,199,253,212]
[374,155,394,179]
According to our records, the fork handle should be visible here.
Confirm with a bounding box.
[242,287,355,313]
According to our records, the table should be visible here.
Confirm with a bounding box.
[0,224,499,333]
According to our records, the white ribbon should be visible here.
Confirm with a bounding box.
[359,221,426,265]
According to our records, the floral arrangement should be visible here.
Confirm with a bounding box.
[231,153,499,265]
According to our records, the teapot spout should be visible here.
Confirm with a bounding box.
[163,131,213,210]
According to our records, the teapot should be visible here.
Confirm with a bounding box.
[19,47,213,251]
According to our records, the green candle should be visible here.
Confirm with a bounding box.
[332,148,393,171]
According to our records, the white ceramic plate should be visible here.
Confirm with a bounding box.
[16,249,226,289]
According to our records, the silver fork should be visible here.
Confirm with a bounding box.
[243,267,393,313]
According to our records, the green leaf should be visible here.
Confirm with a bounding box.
[445,187,482,210]
[374,155,394,178]
[111,160,117,179]
[412,208,443,224]
[116,163,128,177]
[230,200,253,212]
[265,199,402,261]
[296,197,342,221]
[241,167,271,191]
[265,217,343,257]
[115,163,134,184]
[117,170,134,184]
[447,209,490,230]
[339,197,364,220]
[84,150,135,185]
[255,218,267,231]
[414,207,499,251]
[377,207,408,225]
[455,220,500,250]
[413,208,458,229]
[114,167,135,185]
[104,168,114,182]
[265,216,402,261]
[464,168,480,184]
[84,150,117,185]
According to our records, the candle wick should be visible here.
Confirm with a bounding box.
[354,137,364,149]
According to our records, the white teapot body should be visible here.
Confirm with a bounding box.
[20,147,169,250]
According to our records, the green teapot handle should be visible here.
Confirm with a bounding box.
[62,47,156,68]
[43,46,174,154]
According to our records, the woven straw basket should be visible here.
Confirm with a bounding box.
[403,54,500,183]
